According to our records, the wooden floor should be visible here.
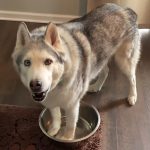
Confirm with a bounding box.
[0,20,150,150]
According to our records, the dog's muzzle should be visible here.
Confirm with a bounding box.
[29,80,48,102]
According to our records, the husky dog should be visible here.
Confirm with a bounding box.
[12,3,140,140]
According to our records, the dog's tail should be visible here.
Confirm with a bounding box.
[125,8,137,23]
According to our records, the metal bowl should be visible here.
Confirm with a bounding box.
[39,102,100,143]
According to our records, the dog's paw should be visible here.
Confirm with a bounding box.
[56,129,74,141]
[128,96,137,106]
[47,125,60,136]
[56,133,74,141]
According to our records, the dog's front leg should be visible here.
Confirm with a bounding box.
[57,102,79,140]
[47,107,61,136]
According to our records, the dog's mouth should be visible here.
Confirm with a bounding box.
[32,90,48,102]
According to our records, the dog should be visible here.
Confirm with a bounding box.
[12,3,140,140]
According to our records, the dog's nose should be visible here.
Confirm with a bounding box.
[30,80,42,92]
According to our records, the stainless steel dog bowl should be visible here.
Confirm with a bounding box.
[39,102,100,143]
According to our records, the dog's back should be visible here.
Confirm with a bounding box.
[81,3,138,61]
[61,3,139,79]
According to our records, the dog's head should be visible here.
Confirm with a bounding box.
[12,22,65,102]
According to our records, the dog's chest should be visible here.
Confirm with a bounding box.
[41,87,76,109]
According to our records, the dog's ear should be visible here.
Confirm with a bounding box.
[12,22,31,72]
[44,22,60,48]
[44,23,66,62]
[16,22,31,47]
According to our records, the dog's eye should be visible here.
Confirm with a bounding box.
[24,59,31,67]
[44,59,53,65]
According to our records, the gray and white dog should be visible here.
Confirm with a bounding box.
[12,3,140,140]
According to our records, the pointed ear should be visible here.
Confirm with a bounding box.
[44,23,60,48]
[16,22,30,47]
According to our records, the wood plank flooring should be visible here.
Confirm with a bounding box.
[0,20,150,150]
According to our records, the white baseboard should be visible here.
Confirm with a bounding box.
[0,10,78,23]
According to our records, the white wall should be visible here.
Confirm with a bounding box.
[0,0,87,15]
